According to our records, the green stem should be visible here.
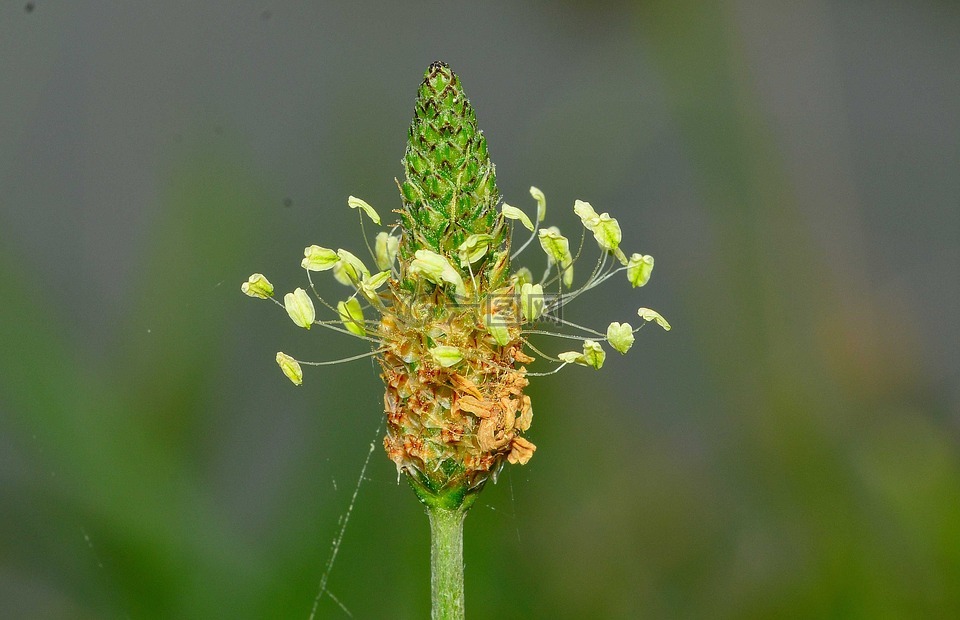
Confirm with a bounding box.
[428,505,466,620]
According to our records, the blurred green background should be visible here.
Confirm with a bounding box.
[2,1,958,618]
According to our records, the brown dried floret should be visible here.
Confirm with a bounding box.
[507,436,536,465]
[477,416,513,451]
[384,436,406,466]
[516,395,533,432]
[456,395,493,418]
[499,396,519,418]
[377,297,538,492]
[451,373,483,399]
[441,423,465,444]
[464,453,497,473]
[513,348,535,364]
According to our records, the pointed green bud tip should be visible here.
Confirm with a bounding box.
[284,288,315,330]
[538,227,574,288]
[374,232,400,271]
[520,282,545,321]
[337,298,366,337]
[276,352,303,386]
[410,249,467,297]
[429,345,464,368]
[457,234,494,267]
[627,253,654,288]
[530,186,546,222]
[301,245,340,271]
[607,322,635,354]
[400,61,500,254]
[638,307,671,331]
[241,273,274,299]
[502,203,534,232]
[333,249,370,286]
[347,195,381,225]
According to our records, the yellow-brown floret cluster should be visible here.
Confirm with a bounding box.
[378,289,536,494]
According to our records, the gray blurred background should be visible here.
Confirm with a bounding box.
[2,1,958,618]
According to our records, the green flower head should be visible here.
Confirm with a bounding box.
[242,61,669,508]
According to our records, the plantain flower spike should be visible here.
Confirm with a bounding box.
[241,62,669,512]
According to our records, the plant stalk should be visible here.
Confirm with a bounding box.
[428,505,467,620]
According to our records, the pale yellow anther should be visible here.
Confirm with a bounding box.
[429,345,464,368]
[520,282,545,321]
[502,203,534,232]
[410,249,467,298]
[241,273,274,299]
[607,322,635,354]
[359,270,391,301]
[627,254,654,288]
[457,234,494,266]
[637,307,671,331]
[337,298,366,337]
[575,201,626,263]
[332,261,350,286]
[374,232,400,271]
[593,214,627,264]
[275,352,303,386]
[538,227,574,288]
[557,340,606,369]
[582,340,606,369]
[333,248,370,285]
[301,245,340,271]
[529,186,546,222]
[511,267,534,287]
[347,195,381,225]
[573,200,600,229]
[283,288,316,330]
